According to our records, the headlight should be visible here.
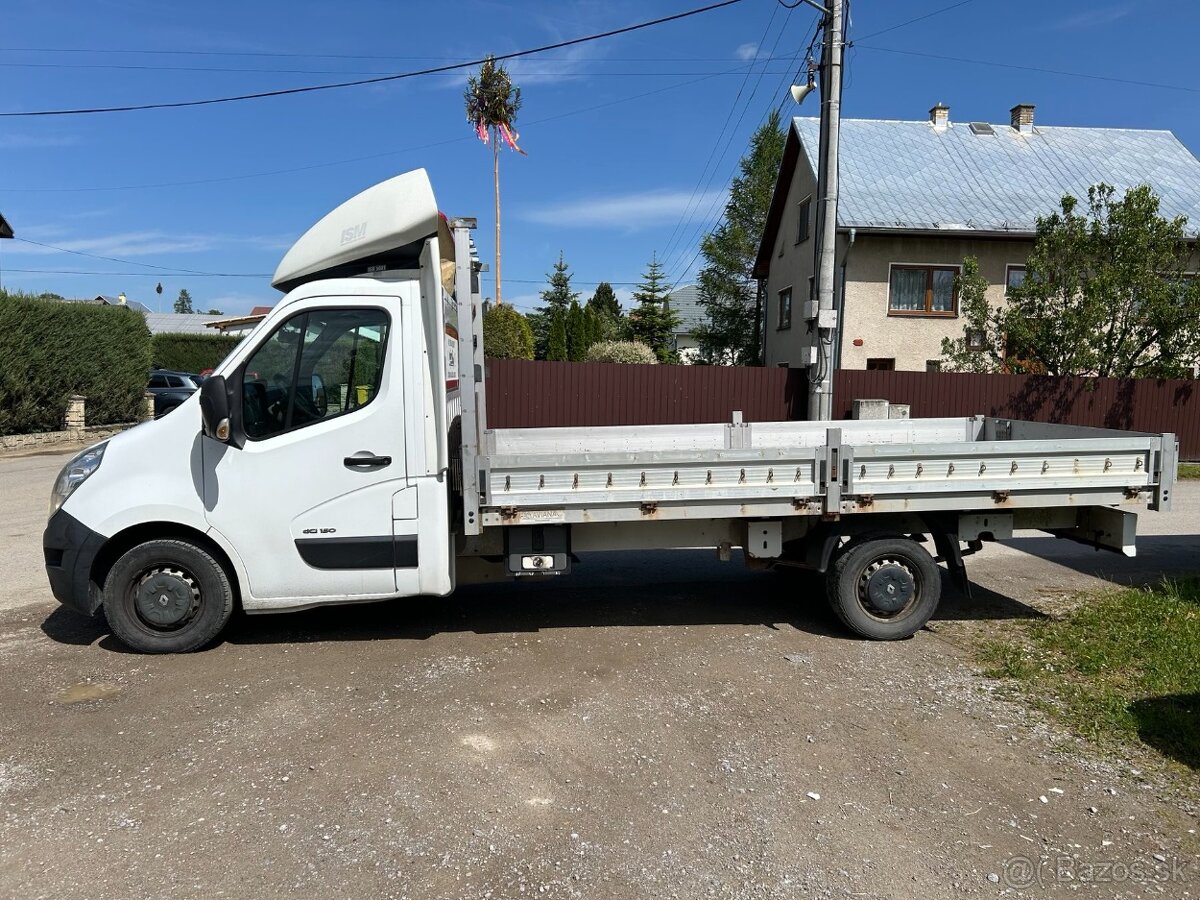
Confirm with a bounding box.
[49,441,107,519]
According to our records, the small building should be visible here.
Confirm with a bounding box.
[204,305,273,337]
[144,313,234,335]
[0,212,13,240]
[664,283,705,363]
[755,104,1200,371]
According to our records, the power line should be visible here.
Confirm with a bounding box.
[3,267,268,278]
[657,2,784,268]
[662,6,803,284]
[0,60,804,76]
[12,236,259,277]
[850,0,978,42]
[854,44,1200,94]
[1,63,758,193]
[0,0,747,117]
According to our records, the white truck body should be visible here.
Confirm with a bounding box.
[42,170,1178,652]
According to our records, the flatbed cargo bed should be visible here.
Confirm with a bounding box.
[477,416,1175,530]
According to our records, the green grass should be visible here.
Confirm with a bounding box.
[1178,463,1200,479]
[978,578,1200,770]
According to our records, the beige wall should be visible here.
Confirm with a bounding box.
[838,234,1032,371]
[762,210,1034,370]
[762,159,818,368]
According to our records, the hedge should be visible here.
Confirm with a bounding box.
[0,292,152,435]
[151,332,241,374]
[585,340,659,364]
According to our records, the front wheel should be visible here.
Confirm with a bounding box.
[826,537,940,640]
[103,539,234,653]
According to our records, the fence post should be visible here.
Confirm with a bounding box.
[143,391,156,422]
[64,395,86,433]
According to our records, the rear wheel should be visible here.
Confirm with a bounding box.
[103,539,234,653]
[826,537,940,640]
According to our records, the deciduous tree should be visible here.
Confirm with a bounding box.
[942,184,1200,378]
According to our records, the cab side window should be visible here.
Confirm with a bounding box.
[241,308,390,441]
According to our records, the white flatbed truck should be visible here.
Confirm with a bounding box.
[43,170,1178,653]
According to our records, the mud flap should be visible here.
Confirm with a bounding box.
[931,531,972,599]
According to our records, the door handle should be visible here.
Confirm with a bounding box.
[344,454,392,469]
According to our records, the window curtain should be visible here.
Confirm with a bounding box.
[890,268,926,311]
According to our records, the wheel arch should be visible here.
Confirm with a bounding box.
[91,522,242,610]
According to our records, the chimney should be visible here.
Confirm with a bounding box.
[1010,103,1035,134]
[929,102,949,130]
[117,292,127,305]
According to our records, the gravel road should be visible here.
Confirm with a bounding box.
[1,449,1197,898]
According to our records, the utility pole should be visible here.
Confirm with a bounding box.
[808,0,844,421]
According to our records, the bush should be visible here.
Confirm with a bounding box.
[151,332,241,373]
[585,340,659,364]
[483,304,534,360]
[0,292,152,434]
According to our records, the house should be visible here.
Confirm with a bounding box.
[92,293,153,314]
[664,283,705,363]
[755,104,1200,371]
[0,212,13,240]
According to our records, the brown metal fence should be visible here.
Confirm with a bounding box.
[485,359,808,428]
[835,370,1200,459]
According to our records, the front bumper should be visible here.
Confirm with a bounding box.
[43,509,106,616]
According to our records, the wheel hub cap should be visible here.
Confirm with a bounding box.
[134,568,199,627]
[864,561,914,613]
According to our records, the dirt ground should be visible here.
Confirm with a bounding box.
[1,450,1198,898]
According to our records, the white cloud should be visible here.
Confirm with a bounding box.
[0,133,77,150]
[7,231,217,257]
[520,189,728,230]
[1053,3,1134,29]
[735,42,759,61]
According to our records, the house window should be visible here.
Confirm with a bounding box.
[888,265,959,316]
[777,287,792,330]
[926,360,942,373]
[796,197,812,244]
[866,357,895,371]
[1006,265,1026,294]
[966,329,987,351]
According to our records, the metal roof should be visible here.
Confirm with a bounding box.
[792,116,1200,234]
[665,283,706,333]
[144,313,232,335]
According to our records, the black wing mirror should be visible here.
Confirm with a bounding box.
[199,375,233,444]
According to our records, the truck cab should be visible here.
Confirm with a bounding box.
[45,170,462,651]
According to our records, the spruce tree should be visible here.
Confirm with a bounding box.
[587,281,621,318]
[627,256,679,363]
[693,109,785,365]
[531,252,579,358]
[174,288,194,314]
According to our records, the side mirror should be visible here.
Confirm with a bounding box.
[199,375,232,443]
[311,373,328,416]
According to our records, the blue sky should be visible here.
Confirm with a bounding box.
[1,0,1197,315]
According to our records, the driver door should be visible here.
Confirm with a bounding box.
[204,299,409,603]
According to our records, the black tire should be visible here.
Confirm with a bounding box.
[103,539,234,653]
[826,537,940,640]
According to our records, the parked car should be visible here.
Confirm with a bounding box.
[147,370,201,418]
